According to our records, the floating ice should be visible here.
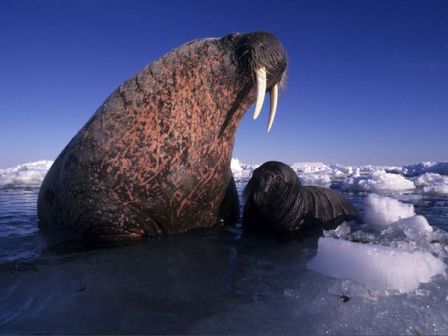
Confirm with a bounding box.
[290,162,331,174]
[230,158,259,181]
[0,161,53,189]
[393,215,433,240]
[4,159,448,194]
[290,162,333,187]
[297,172,332,188]
[341,170,415,192]
[230,158,244,179]
[403,161,448,177]
[414,173,448,195]
[230,159,448,194]
[363,194,415,226]
[231,159,448,195]
[329,163,353,177]
[307,237,446,293]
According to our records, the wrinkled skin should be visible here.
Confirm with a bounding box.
[38,32,287,240]
[243,161,358,234]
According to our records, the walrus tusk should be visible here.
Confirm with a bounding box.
[267,83,278,132]
[253,67,267,120]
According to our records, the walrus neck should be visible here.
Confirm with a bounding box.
[133,39,254,142]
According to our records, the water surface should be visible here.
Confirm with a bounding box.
[0,184,447,334]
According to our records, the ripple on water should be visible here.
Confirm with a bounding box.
[0,187,447,334]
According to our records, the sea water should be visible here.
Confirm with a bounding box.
[1,162,448,334]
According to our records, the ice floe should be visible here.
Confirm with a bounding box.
[307,237,446,293]
[2,159,448,197]
[363,194,415,226]
[289,162,332,187]
[290,161,331,174]
[341,170,415,193]
[0,161,53,189]
[230,158,259,181]
[413,173,448,195]
[309,194,446,295]
[403,161,448,177]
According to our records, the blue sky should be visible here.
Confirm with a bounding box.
[0,0,447,168]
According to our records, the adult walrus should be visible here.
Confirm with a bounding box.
[37,32,287,240]
[242,161,358,234]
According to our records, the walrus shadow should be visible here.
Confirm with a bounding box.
[240,216,355,249]
[37,221,150,257]
[38,217,241,257]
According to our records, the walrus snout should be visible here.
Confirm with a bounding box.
[229,31,287,131]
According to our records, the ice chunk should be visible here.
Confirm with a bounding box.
[233,160,448,191]
[342,170,415,192]
[323,221,355,241]
[231,158,244,179]
[230,158,259,181]
[290,162,331,174]
[393,215,433,240]
[298,172,332,188]
[329,164,353,178]
[0,160,53,188]
[403,161,448,177]
[364,194,415,226]
[414,173,448,195]
[307,237,446,293]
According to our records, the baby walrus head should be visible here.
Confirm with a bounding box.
[243,161,358,234]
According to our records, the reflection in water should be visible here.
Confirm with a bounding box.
[0,186,447,334]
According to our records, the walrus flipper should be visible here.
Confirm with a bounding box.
[219,174,240,225]
[302,186,358,230]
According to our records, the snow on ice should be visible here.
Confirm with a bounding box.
[402,161,448,177]
[363,194,415,226]
[0,161,53,188]
[414,173,448,195]
[341,170,416,192]
[2,159,448,198]
[308,194,446,294]
[307,237,445,293]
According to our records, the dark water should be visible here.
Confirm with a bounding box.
[0,184,448,334]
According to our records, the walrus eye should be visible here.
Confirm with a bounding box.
[253,67,267,120]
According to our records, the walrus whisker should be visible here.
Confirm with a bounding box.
[267,83,278,132]
[253,67,267,120]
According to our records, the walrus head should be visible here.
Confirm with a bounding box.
[243,161,302,225]
[222,32,287,131]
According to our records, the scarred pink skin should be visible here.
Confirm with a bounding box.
[37,33,286,240]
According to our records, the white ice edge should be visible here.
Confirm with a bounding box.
[1,159,447,195]
[307,237,446,293]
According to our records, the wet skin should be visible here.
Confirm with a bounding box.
[38,32,287,240]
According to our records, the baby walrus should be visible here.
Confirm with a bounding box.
[242,161,358,234]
